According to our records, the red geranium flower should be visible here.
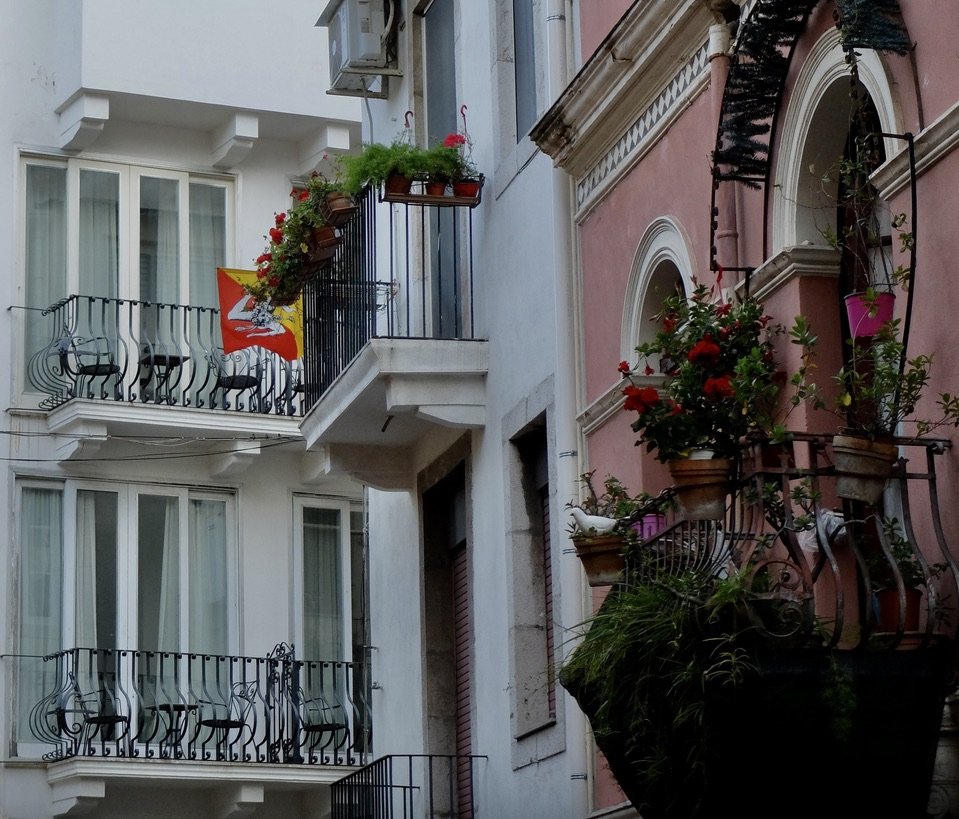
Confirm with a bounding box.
[623,385,660,413]
[703,375,735,398]
[256,253,272,265]
[618,361,631,374]
[443,132,466,148]
[688,335,721,365]
[269,227,284,243]
[275,212,286,225]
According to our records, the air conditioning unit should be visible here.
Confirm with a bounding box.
[318,0,388,81]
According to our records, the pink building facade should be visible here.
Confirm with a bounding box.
[535,1,959,814]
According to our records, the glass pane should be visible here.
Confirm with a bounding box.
[79,169,120,299]
[189,498,228,654]
[25,165,67,368]
[513,0,537,138]
[303,507,343,659]
[76,490,118,649]
[138,495,180,652]
[140,177,180,304]
[189,183,226,309]
[18,487,63,740]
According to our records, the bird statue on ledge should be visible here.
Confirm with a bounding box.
[569,506,619,536]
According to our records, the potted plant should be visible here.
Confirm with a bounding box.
[868,516,947,632]
[338,139,431,197]
[619,281,783,518]
[247,173,351,307]
[566,472,670,586]
[560,516,955,818]
[829,316,959,503]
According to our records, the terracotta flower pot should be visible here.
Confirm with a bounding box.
[425,178,449,196]
[321,192,358,228]
[667,456,732,520]
[306,225,342,263]
[452,178,482,198]
[572,534,627,587]
[875,586,922,632]
[385,173,413,195]
[832,433,898,504]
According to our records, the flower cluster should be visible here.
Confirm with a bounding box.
[247,173,350,306]
[621,282,782,461]
[439,130,478,181]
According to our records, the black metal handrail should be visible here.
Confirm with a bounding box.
[331,754,486,819]
[625,433,958,650]
[26,645,371,766]
[26,295,306,416]
[301,186,478,403]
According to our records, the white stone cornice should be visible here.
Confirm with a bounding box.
[212,113,259,169]
[873,101,959,200]
[531,0,711,204]
[298,123,354,175]
[209,441,262,477]
[56,92,110,152]
[745,244,841,302]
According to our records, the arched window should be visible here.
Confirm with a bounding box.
[772,29,900,260]
[622,218,695,367]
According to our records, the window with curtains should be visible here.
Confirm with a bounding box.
[21,156,231,370]
[15,481,235,745]
[18,480,234,653]
[293,497,355,662]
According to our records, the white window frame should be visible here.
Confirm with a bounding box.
[291,496,354,662]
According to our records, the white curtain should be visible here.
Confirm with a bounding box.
[18,488,63,740]
[138,495,180,652]
[189,183,226,310]
[140,176,180,303]
[78,169,120,299]
[189,499,228,654]
[303,507,343,659]
[24,165,67,371]
[75,491,98,648]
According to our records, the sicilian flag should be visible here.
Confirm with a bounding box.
[216,268,303,361]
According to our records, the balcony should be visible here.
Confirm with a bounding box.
[298,187,488,490]
[566,433,959,816]
[26,645,369,764]
[331,754,487,819]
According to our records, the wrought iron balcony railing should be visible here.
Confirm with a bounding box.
[26,644,371,766]
[26,295,306,415]
[331,754,486,819]
[300,186,478,404]
[623,433,958,649]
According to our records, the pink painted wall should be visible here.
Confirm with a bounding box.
[570,1,959,812]
[578,1,634,60]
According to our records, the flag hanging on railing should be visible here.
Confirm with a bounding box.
[216,268,303,361]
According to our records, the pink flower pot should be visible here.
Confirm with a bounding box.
[844,291,895,339]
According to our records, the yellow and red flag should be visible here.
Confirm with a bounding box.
[216,268,303,361]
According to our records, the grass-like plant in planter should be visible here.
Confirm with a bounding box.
[337,140,430,196]
[560,526,955,818]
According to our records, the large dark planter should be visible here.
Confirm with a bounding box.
[565,640,954,818]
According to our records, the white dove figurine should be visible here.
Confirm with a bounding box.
[569,506,619,535]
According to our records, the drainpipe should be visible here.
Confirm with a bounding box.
[709,21,740,281]
[545,1,590,816]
